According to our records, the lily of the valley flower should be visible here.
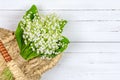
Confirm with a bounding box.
[15,5,69,60]
[20,13,67,59]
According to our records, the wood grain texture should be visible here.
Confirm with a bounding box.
[41,52,120,80]
[0,0,120,80]
[66,43,120,53]
[0,0,120,9]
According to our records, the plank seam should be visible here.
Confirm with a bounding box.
[1,9,120,11]
[71,41,120,43]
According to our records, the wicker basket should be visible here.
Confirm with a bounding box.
[0,28,62,80]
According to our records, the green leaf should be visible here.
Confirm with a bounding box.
[61,36,70,43]
[56,44,68,53]
[26,5,38,15]
[1,67,13,80]
[25,5,38,20]
[26,51,39,60]
[56,36,70,53]
[15,5,39,60]
[15,22,24,50]
[60,20,67,31]
[20,44,31,59]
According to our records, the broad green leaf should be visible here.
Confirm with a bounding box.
[15,21,24,50]
[26,51,39,60]
[25,5,38,20]
[1,67,13,80]
[60,20,67,31]
[15,5,39,60]
[56,36,70,53]
[61,36,70,43]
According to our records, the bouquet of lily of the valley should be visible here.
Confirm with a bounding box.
[0,5,69,80]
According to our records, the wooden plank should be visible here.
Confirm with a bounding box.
[66,43,120,52]
[62,52,120,65]
[0,0,80,10]
[1,10,120,21]
[1,0,120,9]
[65,22,120,32]
[42,66,120,80]
[63,32,120,42]
[41,10,120,21]
[59,54,120,72]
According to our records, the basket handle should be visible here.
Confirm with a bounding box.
[0,40,12,62]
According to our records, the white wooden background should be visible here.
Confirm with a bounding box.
[0,0,120,80]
